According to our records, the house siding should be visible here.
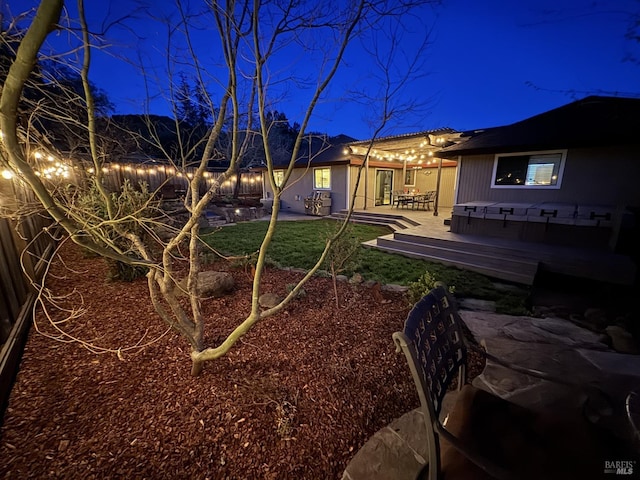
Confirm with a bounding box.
[456,146,640,207]
[262,165,348,214]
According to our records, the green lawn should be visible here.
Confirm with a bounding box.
[201,219,530,313]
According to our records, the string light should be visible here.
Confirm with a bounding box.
[1,170,13,180]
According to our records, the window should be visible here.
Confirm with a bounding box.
[492,151,565,188]
[313,167,331,189]
[273,170,284,188]
[404,169,416,186]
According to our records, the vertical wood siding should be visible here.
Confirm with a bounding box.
[457,147,640,207]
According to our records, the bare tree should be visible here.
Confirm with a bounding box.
[0,0,435,376]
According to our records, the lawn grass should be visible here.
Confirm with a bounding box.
[202,219,530,313]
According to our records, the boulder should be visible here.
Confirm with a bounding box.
[177,271,234,298]
[259,292,283,309]
[605,325,639,354]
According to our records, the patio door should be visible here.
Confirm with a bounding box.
[375,169,394,206]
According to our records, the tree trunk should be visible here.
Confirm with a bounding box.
[191,359,203,377]
[331,263,339,309]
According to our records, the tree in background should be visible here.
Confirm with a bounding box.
[0,0,434,376]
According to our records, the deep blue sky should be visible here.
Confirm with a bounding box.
[7,0,640,140]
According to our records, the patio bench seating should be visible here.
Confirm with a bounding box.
[393,284,619,480]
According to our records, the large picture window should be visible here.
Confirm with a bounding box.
[492,151,565,188]
[313,167,331,189]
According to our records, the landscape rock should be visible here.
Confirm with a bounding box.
[336,275,349,283]
[605,325,639,354]
[458,298,496,312]
[381,284,409,293]
[259,292,283,309]
[177,271,234,298]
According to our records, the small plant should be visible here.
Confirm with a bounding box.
[324,222,361,308]
[76,179,157,283]
[275,400,297,439]
[408,271,455,304]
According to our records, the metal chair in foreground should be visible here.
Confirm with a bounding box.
[393,283,622,480]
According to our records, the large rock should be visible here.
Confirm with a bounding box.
[177,271,234,298]
[605,325,639,354]
[259,292,282,309]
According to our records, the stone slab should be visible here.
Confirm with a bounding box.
[578,349,640,378]
[460,311,608,350]
[341,409,425,480]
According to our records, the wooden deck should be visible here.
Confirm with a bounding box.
[336,207,637,286]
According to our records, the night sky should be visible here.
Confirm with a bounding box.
[6,0,640,140]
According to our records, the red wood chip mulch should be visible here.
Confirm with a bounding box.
[1,243,424,479]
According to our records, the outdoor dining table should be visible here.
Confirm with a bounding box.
[394,193,429,210]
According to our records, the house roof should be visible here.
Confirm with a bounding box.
[348,128,458,156]
[438,96,640,158]
[346,128,461,166]
[267,134,356,169]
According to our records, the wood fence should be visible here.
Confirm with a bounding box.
[94,162,263,198]
[0,179,56,416]
[0,158,262,415]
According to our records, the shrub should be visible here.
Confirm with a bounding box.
[105,258,149,282]
[407,271,455,304]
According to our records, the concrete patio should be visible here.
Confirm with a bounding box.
[342,310,640,480]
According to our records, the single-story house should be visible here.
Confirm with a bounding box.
[261,129,463,215]
[438,95,640,254]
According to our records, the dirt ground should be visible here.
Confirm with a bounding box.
[0,243,483,479]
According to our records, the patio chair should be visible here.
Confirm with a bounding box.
[392,190,404,208]
[414,191,437,211]
[393,283,619,480]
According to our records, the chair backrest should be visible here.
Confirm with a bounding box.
[393,284,468,478]
[395,284,467,414]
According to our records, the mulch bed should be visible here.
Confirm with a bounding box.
[0,242,483,479]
